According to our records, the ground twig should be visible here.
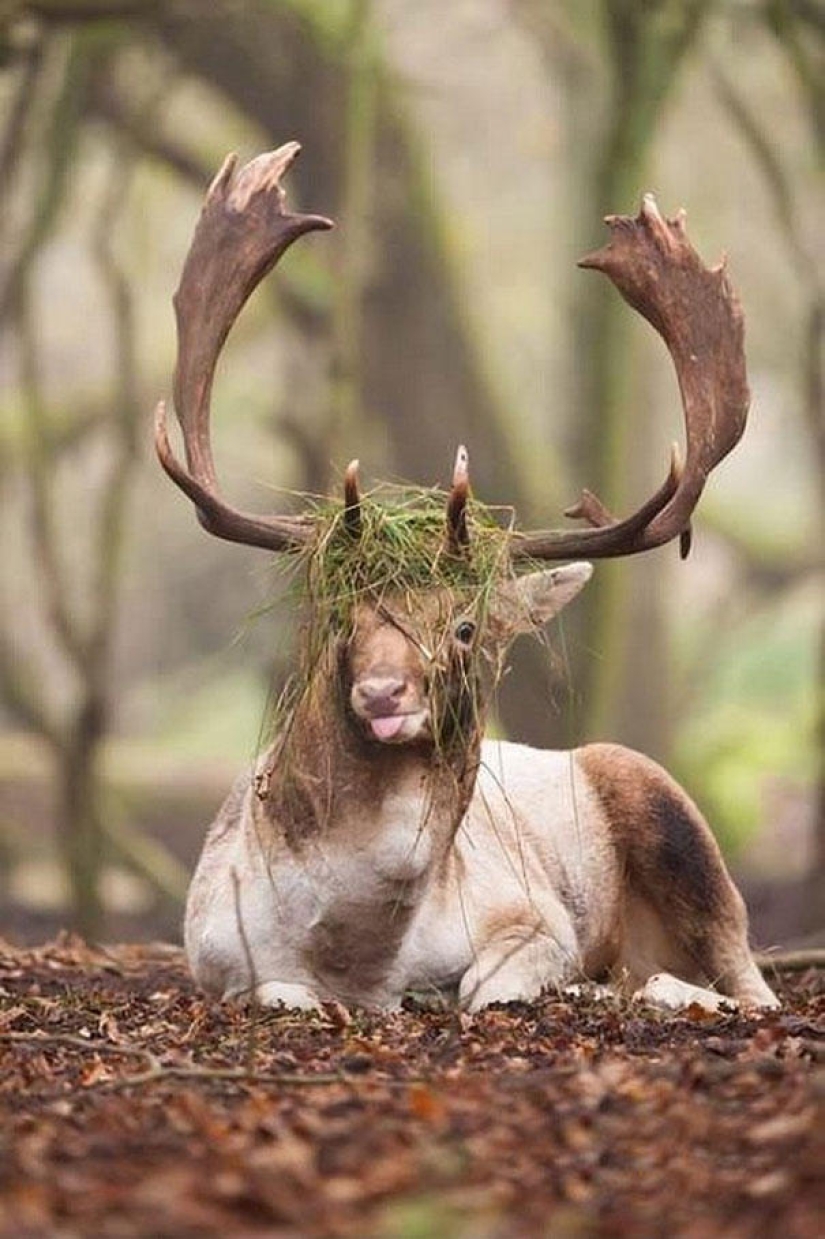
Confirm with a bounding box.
[756,949,825,972]
[0,1030,352,1092]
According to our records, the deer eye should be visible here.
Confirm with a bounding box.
[453,619,476,647]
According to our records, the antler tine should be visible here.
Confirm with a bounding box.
[156,142,334,552]
[446,444,471,553]
[343,459,362,538]
[155,400,311,549]
[512,194,749,561]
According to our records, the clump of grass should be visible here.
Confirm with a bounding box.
[299,482,515,628]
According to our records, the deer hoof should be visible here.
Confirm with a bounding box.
[251,981,323,1011]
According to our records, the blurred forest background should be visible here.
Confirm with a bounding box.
[0,0,821,948]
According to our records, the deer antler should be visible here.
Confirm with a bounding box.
[155,143,333,551]
[158,156,746,564]
[446,445,471,553]
[512,194,750,561]
[343,459,362,538]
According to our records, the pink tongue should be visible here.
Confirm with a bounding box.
[371,715,405,741]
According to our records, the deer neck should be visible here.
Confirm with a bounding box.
[258,665,479,871]
[252,654,481,1004]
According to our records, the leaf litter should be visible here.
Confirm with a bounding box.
[0,934,822,1238]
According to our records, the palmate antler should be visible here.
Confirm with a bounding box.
[155,144,331,551]
[511,194,750,561]
[157,148,749,564]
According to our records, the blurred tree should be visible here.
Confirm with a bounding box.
[0,27,142,935]
[516,0,821,900]
[3,3,531,487]
[514,0,716,757]
[756,0,824,929]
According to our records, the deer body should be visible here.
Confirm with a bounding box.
[161,144,777,1014]
[186,737,776,1011]
[185,576,776,1012]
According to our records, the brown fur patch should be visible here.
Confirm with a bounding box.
[480,906,544,946]
[578,742,746,982]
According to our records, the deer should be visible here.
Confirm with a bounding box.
[155,143,778,1014]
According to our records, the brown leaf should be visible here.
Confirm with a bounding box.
[408,1083,447,1126]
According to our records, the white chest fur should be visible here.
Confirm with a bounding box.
[190,762,451,1005]
[186,741,611,1005]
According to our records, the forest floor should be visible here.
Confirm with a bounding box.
[0,937,822,1239]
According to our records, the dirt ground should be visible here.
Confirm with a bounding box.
[0,937,822,1239]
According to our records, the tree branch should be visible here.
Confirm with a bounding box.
[17,282,89,669]
[0,629,62,745]
[0,34,90,327]
[85,121,142,665]
[100,803,189,903]
[0,1031,355,1093]
[0,25,45,203]
[713,65,818,288]
[86,73,211,190]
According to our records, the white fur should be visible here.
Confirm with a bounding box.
[634,974,738,1014]
[186,742,634,1011]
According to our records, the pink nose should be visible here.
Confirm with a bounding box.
[353,673,407,717]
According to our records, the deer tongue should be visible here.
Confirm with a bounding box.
[370,715,405,741]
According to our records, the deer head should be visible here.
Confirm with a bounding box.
[155,144,749,778]
[343,558,592,750]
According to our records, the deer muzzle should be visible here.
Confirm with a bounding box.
[350,672,429,744]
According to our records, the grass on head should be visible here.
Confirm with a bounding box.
[299,482,515,624]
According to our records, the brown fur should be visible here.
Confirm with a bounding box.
[579,743,756,994]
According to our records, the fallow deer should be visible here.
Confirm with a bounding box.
[156,144,777,1013]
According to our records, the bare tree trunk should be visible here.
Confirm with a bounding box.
[803,299,825,931]
[564,2,712,753]
[714,31,825,927]
[55,694,106,938]
[0,25,145,936]
[812,624,825,932]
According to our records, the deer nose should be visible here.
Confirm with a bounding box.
[353,673,408,717]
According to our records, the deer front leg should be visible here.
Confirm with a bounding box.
[228,980,323,1011]
[458,910,580,1011]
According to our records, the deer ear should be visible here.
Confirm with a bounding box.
[495,563,592,635]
